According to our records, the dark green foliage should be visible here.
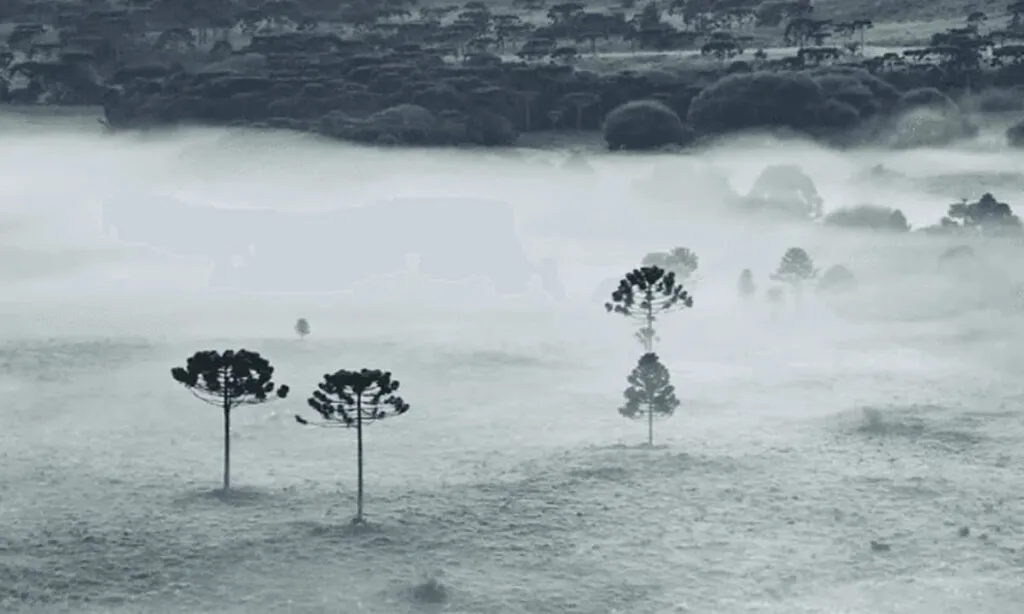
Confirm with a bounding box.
[304,368,409,426]
[811,68,900,119]
[603,100,693,151]
[895,87,956,114]
[889,87,977,148]
[688,72,826,136]
[296,368,409,523]
[295,317,310,338]
[619,352,679,446]
[605,265,693,351]
[642,247,699,281]
[171,349,289,491]
[771,247,817,287]
[823,204,910,232]
[29,2,1024,151]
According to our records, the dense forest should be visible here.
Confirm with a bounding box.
[3,0,1024,149]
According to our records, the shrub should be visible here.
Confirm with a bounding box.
[687,71,826,135]
[817,264,857,295]
[811,68,900,118]
[895,87,959,115]
[1007,119,1024,147]
[603,100,693,151]
[823,204,910,232]
[888,87,976,148]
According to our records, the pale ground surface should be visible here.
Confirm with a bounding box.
[0,114,1022,614]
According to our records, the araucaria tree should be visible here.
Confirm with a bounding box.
[620,352,680,446]
[771,247,817,297]
[295,368,410,524]
[605,266,693,351]
[171,349,290,491]
[295,317,310,339]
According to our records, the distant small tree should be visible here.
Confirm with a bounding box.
[771,247,818,297]
[642,246,700,281]
[171,349,290,491]
[619,352,680,446]
[605,265,693,351]
[737,268,756,299]
[295,317,310,338]
[295,368,410,524]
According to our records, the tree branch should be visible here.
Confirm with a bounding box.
[189,389,224,406]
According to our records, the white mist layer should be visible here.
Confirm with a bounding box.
[0,114,1022,614]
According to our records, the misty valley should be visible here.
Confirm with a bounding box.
[0,113,1020,614]
[4,5,1024,608]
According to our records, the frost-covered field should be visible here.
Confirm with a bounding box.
[1,116,1023,613]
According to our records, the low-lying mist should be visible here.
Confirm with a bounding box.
[1,113,1023,345]
[3,114,1024,614]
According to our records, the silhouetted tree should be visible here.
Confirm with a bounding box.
[941,192,1023,236]
[771,247,817,297]
[642,246,699,281]
[737,268,756,299]
[603,100,693,151]
[619,352,679,446]
[295,368,410,524]
[605,266,693,351]
[295,317,310,338]
[171,350,290,491]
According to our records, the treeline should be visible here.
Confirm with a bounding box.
[4,1,1024,147]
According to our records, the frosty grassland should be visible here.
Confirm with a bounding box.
[0,115,1022,614]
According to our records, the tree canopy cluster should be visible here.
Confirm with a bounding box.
[3,1,1024,148]
[172,347,409,523]
[639,161,1024,235]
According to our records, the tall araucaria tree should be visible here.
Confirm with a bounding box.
[620,352,680,446]
[605,265,693,351]
[171,349,290,491]
[295,368,410,524]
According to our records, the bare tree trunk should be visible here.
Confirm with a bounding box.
[648,403,654,446]
[644,305,654,352]
[356,395,364,523]
[222,401,231,491]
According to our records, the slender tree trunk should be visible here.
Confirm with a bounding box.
[644,305,654,352]
[648,402,654,446]
[355,395,364,523]
[222,389,231,492]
